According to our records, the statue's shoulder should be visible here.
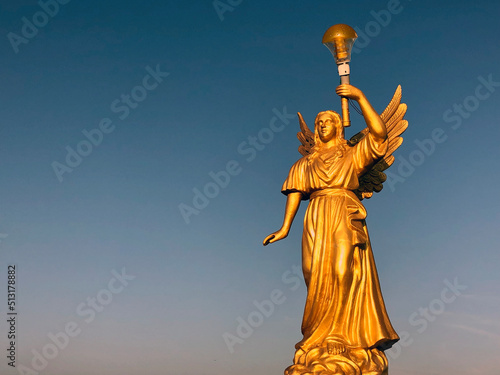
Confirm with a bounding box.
[285,155,310,177]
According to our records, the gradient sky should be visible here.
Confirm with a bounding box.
[0,1,499,374]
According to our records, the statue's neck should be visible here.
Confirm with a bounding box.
[322,138,341,150]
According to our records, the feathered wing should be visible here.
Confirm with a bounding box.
[352,85,408,200]
[296,112,315,156]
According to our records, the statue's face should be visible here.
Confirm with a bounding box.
[316,113,337,143]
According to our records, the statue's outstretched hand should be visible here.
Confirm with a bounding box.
[336,84,364,101]
[263,228,288,246]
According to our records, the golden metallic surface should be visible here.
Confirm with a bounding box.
[263,83,408,375]
[322,24,358,62]
[322,24,358,44]
[341,96,350,127]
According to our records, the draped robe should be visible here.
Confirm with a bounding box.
[281,133,399,357]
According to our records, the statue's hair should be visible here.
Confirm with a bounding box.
[309,110,347,158]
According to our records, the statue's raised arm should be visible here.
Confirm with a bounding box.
[336,84,387,142]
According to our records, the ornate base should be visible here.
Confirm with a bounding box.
[284,346,388,375]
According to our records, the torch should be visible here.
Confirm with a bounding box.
[322,24,358,127]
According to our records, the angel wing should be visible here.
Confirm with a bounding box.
[351,85,408,200]
[297,112,315,156]
[295,85,408,200]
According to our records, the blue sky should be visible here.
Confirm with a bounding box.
[0,0,499,374]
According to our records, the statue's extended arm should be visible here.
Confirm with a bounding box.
[263,191,302,246]
[335,85,387,142]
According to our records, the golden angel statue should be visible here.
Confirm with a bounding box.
[263,84,408,375]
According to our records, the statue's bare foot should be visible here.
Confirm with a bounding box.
[326,340,346,355]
